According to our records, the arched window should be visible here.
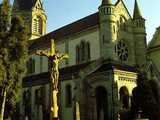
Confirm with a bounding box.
[96,87,108,120]
[33,19,37,33]
[76,45,80,63]
[120,17,123,24]
[35,87,45,105]
[119,16,127,31]
[40,56,43,73]
[65,84,72,107]
[80,41,85,61]
[86,42,90,60]
[27,58,35,74]
[35,89,40,105]
[117,21,120,28]
[37,16,42,34]
[23,89,31,119]
[76,41,91,64]
[113,25,116,34]
[119,86,129,109]
[33,16,43,34]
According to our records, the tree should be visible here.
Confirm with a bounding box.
[131,72,160,120]
[0,0,28,119]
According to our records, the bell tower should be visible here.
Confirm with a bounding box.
[99,0,117,60]
[12,0,47,40]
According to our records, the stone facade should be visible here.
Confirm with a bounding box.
[12,0,152,120]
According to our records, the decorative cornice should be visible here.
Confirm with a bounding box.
[23,60,137,87]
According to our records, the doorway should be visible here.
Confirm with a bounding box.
[96,87,108,120]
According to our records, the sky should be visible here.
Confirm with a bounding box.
[42,0,160,43]
[1,0,160,42]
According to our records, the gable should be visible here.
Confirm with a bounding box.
[34,0,43,10]
[114,0,132,20]
[148,27,160,49]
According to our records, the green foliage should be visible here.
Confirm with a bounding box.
[131,73,160,120]
[0,0,28,114]
[0,0,10,33]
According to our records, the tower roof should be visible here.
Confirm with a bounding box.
[13,0,37,10]
[102,0,112,6]
[133,0,142,19]
[148,26,160,50]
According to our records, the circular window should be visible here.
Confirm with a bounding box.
[115,41,128,61]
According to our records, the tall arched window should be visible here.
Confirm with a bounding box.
[23,89,31,119]
[33,16,43,34]
[33,19,37,33]
[80,41,85,61]
[37,16,42,34]
[76,41,91,64]
[27,58,35,74]
[86,42,90,60]
[65,84,72,107]
[35,87,45,105]
[76,45,80,63]
[40,56,43,73]
[96,87,108,120]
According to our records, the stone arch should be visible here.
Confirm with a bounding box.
[96,86,108,120]
[119,86,129,109]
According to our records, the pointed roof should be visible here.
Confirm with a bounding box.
[115,0,132,19]
[13,0,37,10]
[148,26,160,50]
[133,0,142,19]
[102,0,112,6]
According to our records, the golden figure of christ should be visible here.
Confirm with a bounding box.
[36,39,69,90]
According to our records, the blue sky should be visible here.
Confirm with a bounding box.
[1,0,160,42]
[42,0,160,43]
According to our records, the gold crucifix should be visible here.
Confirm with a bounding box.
[36,39,69,90]
[36,39,69,120]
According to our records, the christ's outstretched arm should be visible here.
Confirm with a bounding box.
[58,54,69,60]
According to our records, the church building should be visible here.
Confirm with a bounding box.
[147,27,160,80]
[12,0,155,120]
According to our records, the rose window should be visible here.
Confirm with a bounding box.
[115,41,128,61]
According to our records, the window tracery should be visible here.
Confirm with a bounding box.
[115,41,128,62]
